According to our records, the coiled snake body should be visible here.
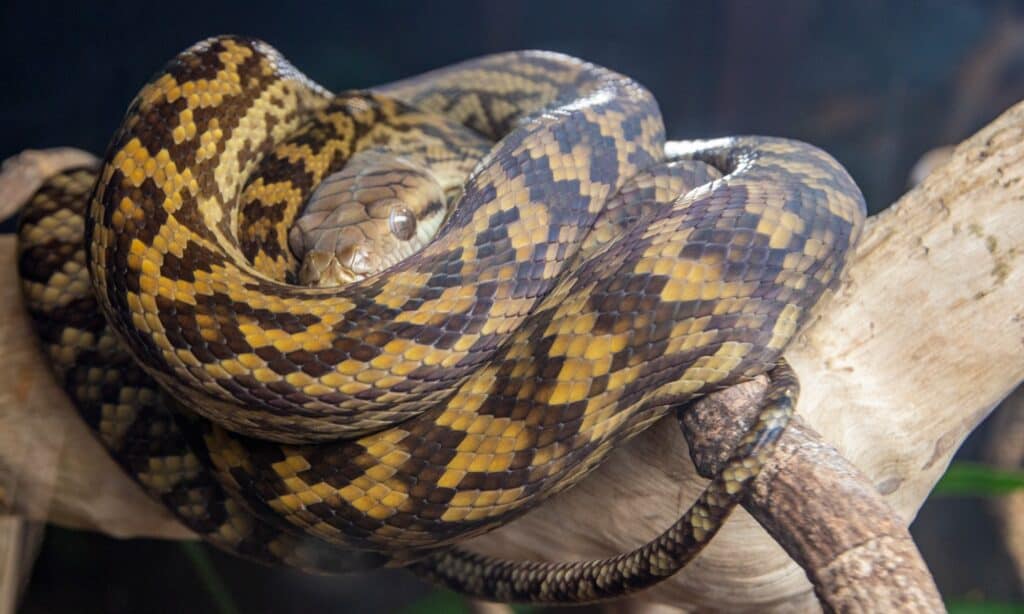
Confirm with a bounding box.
[16,36,865,602]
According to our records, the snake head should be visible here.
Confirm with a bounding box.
[289,149,448,287]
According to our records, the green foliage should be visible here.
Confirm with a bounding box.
[946,599,1024,613]
[933,462,1024,612]
[179,542,240,614]
[398,590,539,613]
[933,462,1024,497]
[397,590,471,614]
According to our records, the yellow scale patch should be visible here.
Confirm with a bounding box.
[766,303,802,350]
[137,454,199,494]
[108,135,200,363]
[349,363,531,523]
[21,207,82,245]
[266,433,417,523]
[213,500,255,546]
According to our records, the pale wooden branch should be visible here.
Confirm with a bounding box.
[0,517,43,614]
[2,95,1024,611]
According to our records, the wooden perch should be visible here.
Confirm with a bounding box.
[2,95,1024,611]
[677,382,943,611]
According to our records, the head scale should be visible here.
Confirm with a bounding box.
[289,149,449,286]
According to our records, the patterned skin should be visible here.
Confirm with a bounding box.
[16,36,865,602]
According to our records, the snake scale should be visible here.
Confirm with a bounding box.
[14,36,865,603]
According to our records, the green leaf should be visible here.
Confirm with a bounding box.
[933,462,1024,497]
[398,590,471,614]
[178,541,240,614]
[946,599,1024,613]
[397,590,537,613]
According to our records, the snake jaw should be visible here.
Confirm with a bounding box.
[299,248,372,287]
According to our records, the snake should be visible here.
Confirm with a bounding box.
[14,35,866,603]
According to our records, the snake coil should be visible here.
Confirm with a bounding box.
[16,36,865,602]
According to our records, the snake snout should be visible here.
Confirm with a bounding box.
[299,245,378,287]
[338,243,380,275]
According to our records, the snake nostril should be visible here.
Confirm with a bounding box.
[298,250,332,285]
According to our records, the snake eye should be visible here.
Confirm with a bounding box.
[388,203,417,240]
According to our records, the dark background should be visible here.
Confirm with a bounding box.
[3,1,1023,611]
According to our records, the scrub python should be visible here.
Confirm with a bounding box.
[14,36,866,603]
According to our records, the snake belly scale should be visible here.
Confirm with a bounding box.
[16,35,866,601]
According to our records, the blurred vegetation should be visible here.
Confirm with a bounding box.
[935,463,1024,497]
[932,461,1024,612]
[947,601,1024,614]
